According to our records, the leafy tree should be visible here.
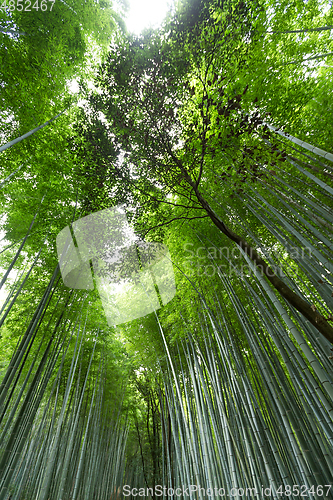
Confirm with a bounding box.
[1,0,333,497]
[75,0,333,343]
[0,0,123,137]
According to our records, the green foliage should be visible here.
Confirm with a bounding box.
[0,0,119,136]
[1,0,333,497]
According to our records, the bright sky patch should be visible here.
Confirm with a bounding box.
[125,0,172,34]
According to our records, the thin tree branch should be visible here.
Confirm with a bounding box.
[143,215,209,238]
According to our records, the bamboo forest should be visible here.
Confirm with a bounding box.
[1,0,333,498]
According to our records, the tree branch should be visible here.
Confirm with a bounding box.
[142,215,209,238]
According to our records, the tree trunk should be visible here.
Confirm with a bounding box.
[193,185,333,344]
[168,149,333,344]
